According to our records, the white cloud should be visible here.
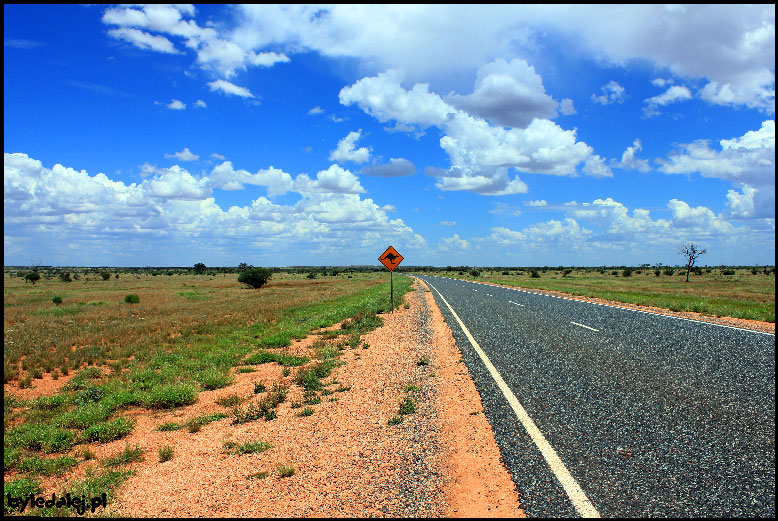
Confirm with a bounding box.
[643,85,692,117]
[4,153,422,265]
[614,139,651,172]
[308,106,324,115]
[651,78,675,88]
[445,58,559,128]
[440,234,470,250]
[591,81,626,105]
[211,153,226,160]
[107,27,179,54]
[341,72,599,194]
[582,154,613,178]
[166,99,186,110]
[207,79,255,98]
[138,162,157,177]
[524,199,547,206]
[360,158,416,177]
[195,99,206,108]
[440,220,456,226]
[657,120,775,186]
[329,130,370,164]
[165,148,199,161]
[209,161,294,196]
[294,164,365,194]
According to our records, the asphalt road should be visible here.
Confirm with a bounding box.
[414,274,775,518]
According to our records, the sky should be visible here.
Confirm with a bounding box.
[4,4,775,268]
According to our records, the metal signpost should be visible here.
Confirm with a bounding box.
[378,246,404,312]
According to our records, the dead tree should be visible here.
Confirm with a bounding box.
[680,243,706,282]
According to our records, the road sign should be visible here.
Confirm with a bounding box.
[379,246,403,272]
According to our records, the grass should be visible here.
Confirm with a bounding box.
[102,444,144,467]
[2,270,412,510]
[277,465,296,478]
[215,393,242,407]
[434,268,774,322]
[158,446,174,463]
[222,438,272,455]
[186,412,229,432]
[17,455,78,476]
[247,471,269,479]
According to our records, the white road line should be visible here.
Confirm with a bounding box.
[425,279,601,518]
[508,300,525,307]
[571,322,600,332]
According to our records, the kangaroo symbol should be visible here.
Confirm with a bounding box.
[381,252,401,264]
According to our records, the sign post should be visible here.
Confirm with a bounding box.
[378,246,404,313]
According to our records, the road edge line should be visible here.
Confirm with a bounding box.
[425,278,601,518]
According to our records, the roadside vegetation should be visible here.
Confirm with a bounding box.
[421,265,774,323]
[3,268,412,515]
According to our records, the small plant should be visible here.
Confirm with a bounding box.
[237,367,255,373]
[398,396,416,415]
[299,407,314,417]
[388,415,403,425]
[254,381,267,394]
[158,421,184,432]
[158,446,174,463]
[52,296,63,305]
[282,368,290,377]
[103,444,144,467]
[81,448,95,461]
[403,384,419,392]
[248,471,269,479]
[185,417,202,433]
[416,357,429,366]
[216,394,242,407]
[278,465,296,478]
[222,438,272,455]
[124,294,140,304]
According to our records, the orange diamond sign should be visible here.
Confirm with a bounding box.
[379,246,403,272]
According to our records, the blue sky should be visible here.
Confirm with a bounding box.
[4,4,775,267]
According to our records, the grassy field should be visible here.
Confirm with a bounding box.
[426,267,775,323]
[3,270,412,515]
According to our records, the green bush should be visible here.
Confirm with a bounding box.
[238,267,272,289]
[52,296,63,305]
[25,272,40,284]
[663,268,675,276]
[100,271,111,281]
[59,272,72,282]
[531,270,541,278]
[124,294,140,304]
[158,446,174,463]
[81,417,135,443]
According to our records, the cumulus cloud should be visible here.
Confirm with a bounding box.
[329,130,370,164]
[4,153,421,265]
[614,139,651,172]
[591,81,626,105]
[559,98,576,115]
[107,27,179,54]
[341,71,599,195]
[445,58,559,128]
[207,79,255,98]
[359,158,416,177]
[440,234,470,251]
[195,99,206,108]
[294,164,365,194]
[166,99,186,110]
[308,106,324,115]
[165,148,199,161]
[643,85,692,117]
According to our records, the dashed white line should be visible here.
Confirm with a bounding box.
[425,279,601,518]
[571,321,600,332]
[508,300,525,307]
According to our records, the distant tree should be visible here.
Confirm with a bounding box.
[238,267,272,289]
[238,262,251,272]
[25,272,41,284]
[193,262,207,275]
[100,271,111,281]
[59,272,72,282]
[680,243,706,282]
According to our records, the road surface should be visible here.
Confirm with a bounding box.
[415,274,775,517]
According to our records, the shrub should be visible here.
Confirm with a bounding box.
[654,269,661,276]
[721,269,736,276]
[622,269,633,277]
[103,444,143,467]
[222,438,272,455]
[25,272,40,284]
[470,269,480,277]
[100,271,111,281]
[81,417,135,443]
[663,268,675,276]
[238,267,272,289]
[124,294,140,304]
[52,296,63,305]
[158,446,174,463]
[307,272,316,279]
[193,262,206,275]
[277,465,295,478]
[531,270,541,278]
[59,272,72,282]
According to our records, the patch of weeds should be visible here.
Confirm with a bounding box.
[222,438,272,455]
[253,380,266,394]
[303,394,321,405]
[278,465,296,478]
[138,383,198,409]
[18,455,78,476]
[282,367,291,377]
[340,312,383,334]
[320,388,333,396]
[50,465,134,516]
[398,396,416,415]
[4,447,21,471]
[186,412,229,432]
[299,407,314,417]
[80,447,95,461]
[216,394,242,407]
[388,415,404,425]
[403,384,420,392]
[81,416,134,443]
[4,476,41,514]
[247,471,269,480]
[232,383,286,424]
[334,385,351,393]
[416,357,430,366]
[197,370,233,390]
[158,446,174,463]
[157,421,184,432]
[469,411,481,415]
[244,349,309,367]
[103,444,143,467]
[290,401,301,409]
[237,367,255,373]
[6,423,74,453]
[33,394,69,411]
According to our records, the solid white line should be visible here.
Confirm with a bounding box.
[571,321,600,332]
[425,279,601,518]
